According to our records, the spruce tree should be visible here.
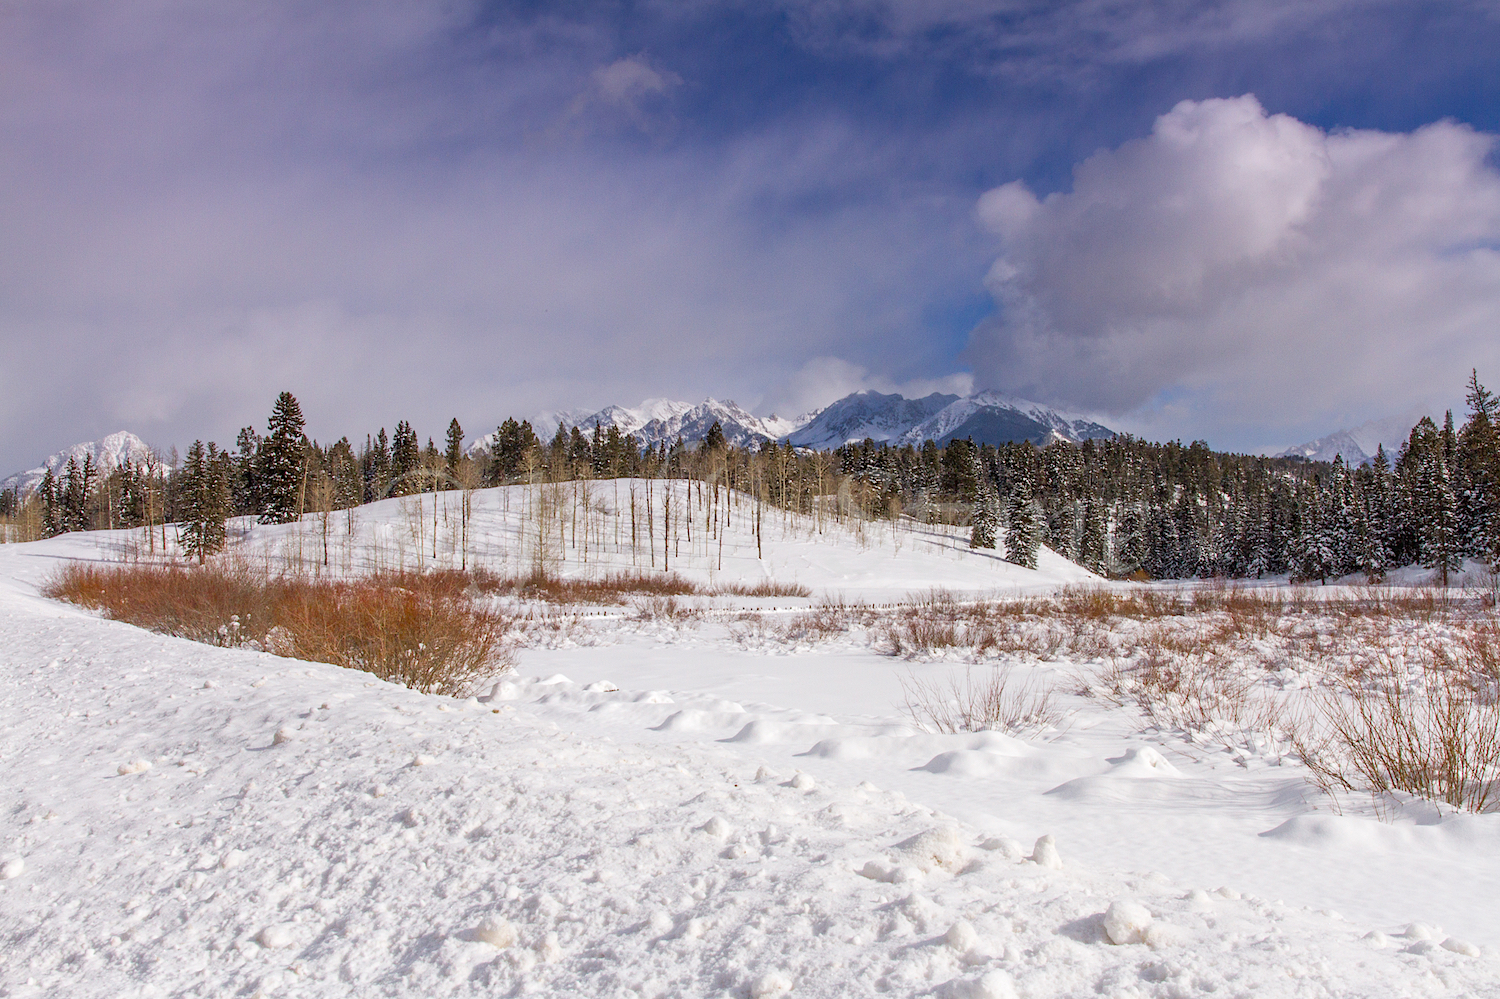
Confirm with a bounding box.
[1003,480,1044,569]
[180,441,230,563]
[329,438,362,510]
[233,427,262,516]
[445,419,464,477]
[38,468,61,538]
[1418,439,1462,585]
[1079,498,1108,574]
[258,391,307,524]
[703,420,727,453]
[388,420,420,495]
[969,489,999,550]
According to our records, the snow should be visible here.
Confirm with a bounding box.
[3,483,1500,995]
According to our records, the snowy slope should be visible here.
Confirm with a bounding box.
[4,492,1500,997]
[0,431,161,496]
[1279,409,1427,466]
[3,529,1498,996]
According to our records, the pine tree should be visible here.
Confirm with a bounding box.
[233,427,262,516]
[969,489,999,550]
[388,421,420,495]
[180,441,230,563]
[1003,480,1044,569]
[1079,498,1108,574]
[703,420,727,453]
[1418,439,1462,586]
[38,468,61,538]
[258,391,307,524]
[444,419,464,478]
[1467,368,1497,422]
[329,438,362,510]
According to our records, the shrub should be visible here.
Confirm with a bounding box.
[1297,648,1500,814]
[45,563,514,696]
[900,665,1061,735]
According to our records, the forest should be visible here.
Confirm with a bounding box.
[3,374,1496,584]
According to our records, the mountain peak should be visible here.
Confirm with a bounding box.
[2,431,161,496]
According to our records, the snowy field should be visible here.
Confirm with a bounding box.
[3,481,1500,997]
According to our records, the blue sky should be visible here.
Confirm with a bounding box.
[3,0,1500,471]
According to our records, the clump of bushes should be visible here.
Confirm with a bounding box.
[46,563,513,696]
[466,567,808,603]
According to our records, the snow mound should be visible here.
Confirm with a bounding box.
[1102,901,1153,944]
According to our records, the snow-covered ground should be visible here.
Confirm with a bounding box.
[3,482,1499,997]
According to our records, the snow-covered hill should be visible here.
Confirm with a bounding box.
[0,431,161,496]
[1279,409,1427,466]
[2,490,1497,997]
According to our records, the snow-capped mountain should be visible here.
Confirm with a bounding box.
[1,431,162,496]
[786,391,960,449]
[1279,409,1428,466]
[895,391,1115,448]
[511,398,801,451]
[489,390,1116,453]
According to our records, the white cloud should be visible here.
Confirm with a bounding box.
[968,94,1500,445]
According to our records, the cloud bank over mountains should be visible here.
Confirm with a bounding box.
[969,95,1500,448]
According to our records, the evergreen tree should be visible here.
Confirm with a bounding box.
[179,441,230,563]
[940,439,980,502]
[1418,436,1463,585]
[444,419,464,477]
[390,420,420,494]
[969,489,999,550]
[1114,504,1146,576]
[1003,480,1044,569]
[489,418,539,483]
[233,427,262,516]
[369,429,392,499]
[258,391,307,524]
[1467,369,1497,423]
[1079,498,1108,574]
[329,438,362,510]
[38,468,61,538]
[703,420,727,453]
[60,455,95,532]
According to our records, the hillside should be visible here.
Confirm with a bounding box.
[2,485,1498,997]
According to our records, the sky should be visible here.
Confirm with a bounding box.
[3,0,1500,472]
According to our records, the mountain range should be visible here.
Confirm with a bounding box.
[527,390,1116,452]
[5,393,1118,496]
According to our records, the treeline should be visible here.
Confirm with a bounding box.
[6,372,1499,583]
[832,371,1499,582]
